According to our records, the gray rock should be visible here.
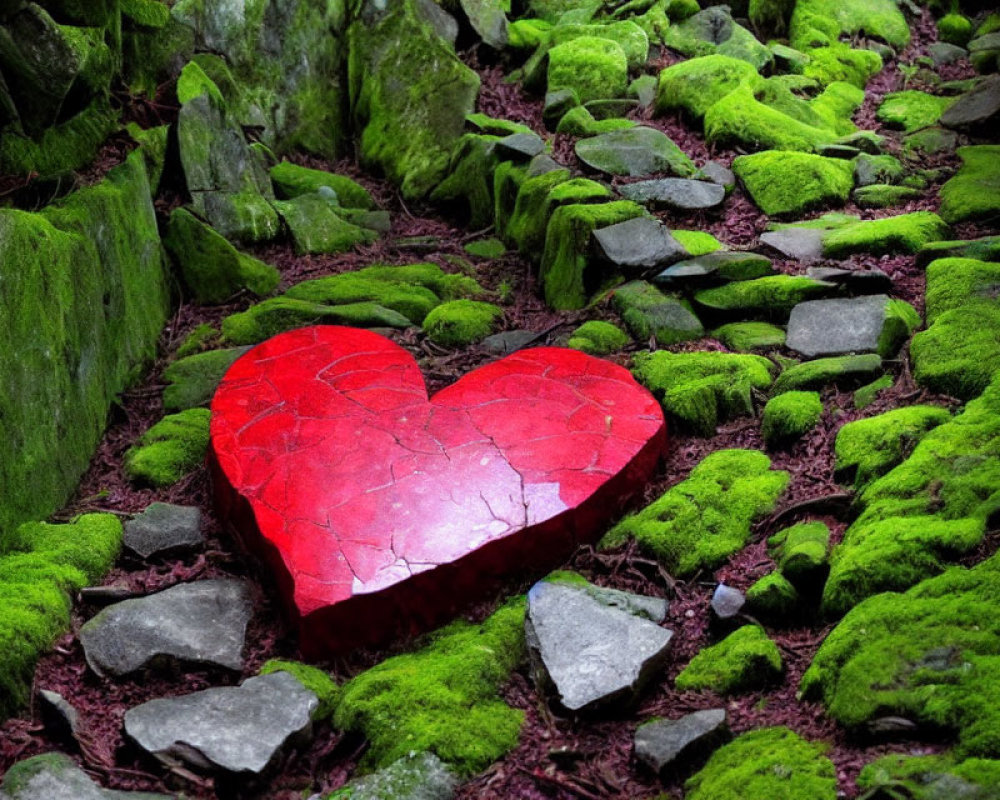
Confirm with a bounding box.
[628,74,658,108]
[940,74,1000,135]
[124,502,203,559]
[495,132,545,161]
[585,98,640,120]
[480,330,540,354]
[634,709,730,774]
[37,690,80,742]
[699,160,736,191]
[618,178,726,212]
[613,281,705,347]
[333,752,457,800]
[654,251,774,286]
[459,0,508,49]
[805,267,893,294]
[575,127,696,178]
[543,88,579,128]
[415,0,459,44]
[759,228,825,262]
[124,672,317,775]
[592,217,688,270]
[0,752,173,799]
[786,295,906,358]
[528,153,564,176]
[711,584,745,620]
[836,131,886,155]
[79,579,253,677]
[930,42,967,66]
[525,576,673,713]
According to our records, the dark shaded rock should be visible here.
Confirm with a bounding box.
[79,579,253,677]
[805,267,894,294]
[710,584,745,620]
[592,216,688,269]
[543,88,579,128]
[480,330,540,354]
[654,251,774,286]
[634,709,730,774]
[575,127,696,178]
[940,74,1000,134]
[930,42,967,66]
[528,153,564,176]
[618,178,726,212]
[124,672,317,775]
[525,575,672,713]
[37,690,80,743]
[415,0,459,44]
[124,502,204,559]
[585,98,640,120]
[836,131,886,154]
[818,144,862,159]
[759,228,825,262]
[459,0,508,49]
[0,752,173,799]
[613,281,705,346]
[786,295,919,358]
[331,752,457,800]
[495,132,545,161]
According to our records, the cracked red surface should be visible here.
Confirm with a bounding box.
[210,326,666,655]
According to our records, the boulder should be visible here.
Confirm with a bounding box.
[786,295,920,358]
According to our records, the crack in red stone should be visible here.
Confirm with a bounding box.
[210,326,666,655]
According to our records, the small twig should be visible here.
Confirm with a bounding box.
[460,224,496,243]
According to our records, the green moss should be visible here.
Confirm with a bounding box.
[464,238,506,259]
[602,449,788,574]
[465,114,534,137]
[671,229,722,256]
[821,212,951,258]
[270,162,374,209]
[654,55,762,119]
[809,81,865,133]
[285,273,442,325]
[334,597,526,776]
[431,134,503,230]
[547,36,628,104]
[835,405,952,489]
[422,300,503,347]
[925,258,1000,325]
[567,320,630,354]
[790,0,909,50]
[771,354,883,394]
[705,85,837,153]
[712,322,786,352]
[175,324,220,360]
[121,0,171,27]
[540,200,646,310]
[273,195,379,255]
[917,236,1000,267]
[260,660,340,722]
[124,409,212,487]
[762,391,823,448]
[939,146,1000,225]
[852,184,923,208]
[506,171,602,255]
[749,0,795,37]
[685,727,836,799]
[733,151,853,217]
[162,348,247,412]
[853,374,893,409]
[353,263,483,301]
[853,153,903,186]
[676,625,783,693]
[768,521,831,585]
[938,13,973,47]
[877,90,956,133]
[695,276,835,319]
[802,550,1000,757]
[747,572,801,618]
[857,754,1000,798]
[612,281,704,347]
[801,44,883,89]
[555,105,636,135]
[222,298,411,345]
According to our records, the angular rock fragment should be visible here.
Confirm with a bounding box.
[710,584,745,621]
[123,503,203,560]
[330,752,457,800]
[0,752,174,799]
[785,295,920,358]
[593,217,688,270]
[618,178,726,212]
[634,709,730,774]
[575,127,696,178]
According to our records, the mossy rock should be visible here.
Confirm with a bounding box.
[771,354,883,394]
[506,171,611,256]
[925,258,1000,324]
[566,320,630,354]
[852,153,903,187]
[422,300,503,347]
[547,36,628,105]
[854,374,894,409]
[574,126,696,178]
[712,321,786,352]
[685,727,836,799]
[654,54,762,120]
[162,348,249,412]
[695,275,836,319]
[733,151,854,217]
[555,105,636,135]
[916,236,1000,268]
[852,184,923,209]
[334,597,526,776]
[464,238,506,259]
[704,85,836,153]
[432,133,505,230]
[821,212,950,258]
[273,194,379,255]
[803,550,1000,757]
[270,162,375,209]
[354,263,484,302]
[260,660,340,722]
[663,7,773,71]
[602,449,788,575]
[801,43,883,89]
[769,521,831,587]
[857,754,1000,799]
[761,391,823,448]
[632,350,776,435]
[124,408,211,487]
[877,90,956,133]
[938,14,973,47]
[612,281,704,347]
[676,625,783,693]
[672,229,723,256]
[790,0,910,51]
[939,146,1000,225]
[834,405,952,489]
[746,571,801,618]
[221,298,412,346]
[285,272,444,325]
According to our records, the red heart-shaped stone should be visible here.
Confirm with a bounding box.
[210,326,665,655]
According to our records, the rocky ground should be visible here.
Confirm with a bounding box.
[2,0,1000,799]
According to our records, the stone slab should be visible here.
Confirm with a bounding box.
[123,502,203,559]
[786,295,893,358]
[592,216,689,269]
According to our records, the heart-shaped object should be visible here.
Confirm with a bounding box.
[210,326,665,655]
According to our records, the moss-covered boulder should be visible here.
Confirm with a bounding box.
[124,408,212,487]
[163,348,249,412]
[612,281,704,347]
[270,162,375,209]
[547,36,628,104]
[0,514,122,720]
[164,208,279,303]
[654,54,762,119]
[771,354,883,394]
[507,173,611,256]
[432,133,506,230]
[422,300,503,347]
[222,297,412,345]
[259,659,340,722]
[566,320,630,354]
[857,754,1000,799]
[348,0,480,199]
[712,321,786,352]
[285,273,442,325]
[676,625,783,693]
[834,405,952,489]
[803,551,1000,757]
[575,126,696,177]
[746,572,800,618]
[694,275,836,319]
[0,149,170,536]
[685,727,836,799]
[939,146,1000,225]
[333,597,525,776]
[769,521,831,586]
[632,350,775,435]
[877,90,956,133]
[852,184,923,209]
[704,85,837,153]
[761,391,823,448]
[662,6,772,71]
[821,212,951,258]
[273,194,379,255]
[602,449,788,575]
[733,151,854,217]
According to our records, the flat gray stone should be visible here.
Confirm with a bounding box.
[525,575,673,714]
[79,579,253,677]
[575,127,695,178]
[618,178,726,212]
[940,74,1000,135]
[759,229,825,262]
[634,709,729,774]
[124,672,317,775]
[495,132,545,161]
[528,153,564,176]
[0,752,173,799]
[123,502,203,559]
[806,267,893,294]
[332,752,457,800]
[654,251,774,286]
[592,217,688,270]
[710,584,745,620]
[786,295,896,358]
[699,160,736,190]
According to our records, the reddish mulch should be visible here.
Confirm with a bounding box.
[1,7,997,800]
